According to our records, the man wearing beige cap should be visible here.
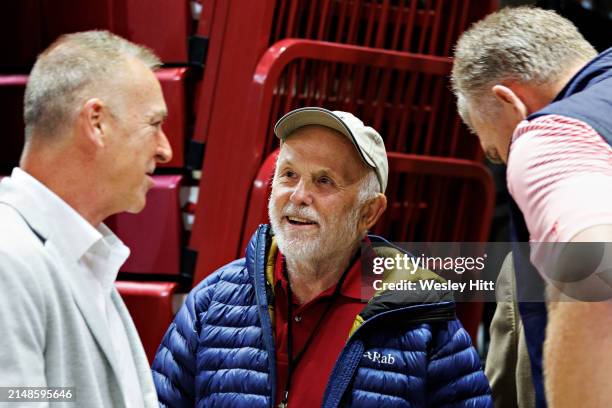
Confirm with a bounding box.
[152,107,492,407]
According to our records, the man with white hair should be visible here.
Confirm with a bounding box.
[152,107,492,407]
[451,7,612,408]
[0,31,172,407]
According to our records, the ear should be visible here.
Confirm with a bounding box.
[359,194,387,232]
[492,85,528,120]
[77,98,107,149]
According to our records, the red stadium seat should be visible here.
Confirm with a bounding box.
[0,1,42,69]
[246,40,479,159]
[0,69,186,172]
[376,151,494,241]
[156,68,188,169]
[115,281,179,363]
[39,0,191,64]
[268,0,498,56]
[106,175,183,276]
[240,151,279,250]
[1,0,191,68]
[0,76,27,175]
[192,0,497,146]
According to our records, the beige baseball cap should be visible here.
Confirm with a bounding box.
[274,107,388,193]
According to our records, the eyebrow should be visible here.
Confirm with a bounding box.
[276,160,345,181]
[314,168,337,178]
[275,158,291,168]
[148,109,168,121]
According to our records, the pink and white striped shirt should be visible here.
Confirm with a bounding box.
[507,114,612,250]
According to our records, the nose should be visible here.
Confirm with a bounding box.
[289,178,313,206]
[155,128,173,164]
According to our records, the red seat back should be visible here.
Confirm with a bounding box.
[0,69,186,171]
[0,76,27,175]
[116,281,178,363]
[157,68,188,168]
[106,175,183,276]
[1,0,191,68]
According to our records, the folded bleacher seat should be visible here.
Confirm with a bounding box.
[0,76,27,175]
[106,175,183,276]
[115,281,180,363]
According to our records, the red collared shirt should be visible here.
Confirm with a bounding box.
[273,251,366,407]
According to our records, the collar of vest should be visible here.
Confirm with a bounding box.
[552,47,612,103]
[526,48,612,144]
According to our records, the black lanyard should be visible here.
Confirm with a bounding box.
[278,261,352,408]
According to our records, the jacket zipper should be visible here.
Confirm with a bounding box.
[250,225,278,408]
[321,301,456,407]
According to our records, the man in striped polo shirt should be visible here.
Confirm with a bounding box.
[451,6,612,408]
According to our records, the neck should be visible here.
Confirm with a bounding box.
[520,63,587,113]
[285,244,358,305]
[20,146,109,227]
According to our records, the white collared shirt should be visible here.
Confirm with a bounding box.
[9,168,145,408]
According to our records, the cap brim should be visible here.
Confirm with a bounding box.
[274,107,375,168]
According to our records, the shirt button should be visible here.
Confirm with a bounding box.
[294,315,302,322]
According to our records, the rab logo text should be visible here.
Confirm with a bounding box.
[363,351,395,365]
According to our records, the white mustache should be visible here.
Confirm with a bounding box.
[282,204,320,224]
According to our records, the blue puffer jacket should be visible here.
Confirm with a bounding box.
[152,225,492,407]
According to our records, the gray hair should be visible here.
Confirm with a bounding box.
[451,6,596,122]
[24,30,161,140]
[357,169,381,205]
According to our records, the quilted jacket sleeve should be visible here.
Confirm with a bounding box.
[151,274,220,408]
[426,319,493,407]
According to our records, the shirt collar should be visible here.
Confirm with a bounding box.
[10,168,129,267]
[11,168,106,260]
[274,242,366,302]
[81,223,130,294]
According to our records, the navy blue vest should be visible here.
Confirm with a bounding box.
[511,47,612,408]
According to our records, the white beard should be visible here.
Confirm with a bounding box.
[268,194,363,264]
